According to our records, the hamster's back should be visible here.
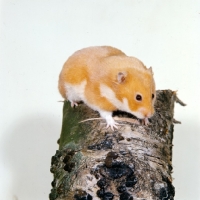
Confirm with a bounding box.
[59,46,126,84]
[72,46,126,58]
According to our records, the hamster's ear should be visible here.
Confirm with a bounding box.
[148,67,154,75]
[117,71,127,83]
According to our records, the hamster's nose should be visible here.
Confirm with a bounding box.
[145,111,154,118]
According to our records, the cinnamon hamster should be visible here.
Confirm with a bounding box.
[58,46,156,130]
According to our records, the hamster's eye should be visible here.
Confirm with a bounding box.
[152,94,155,99]
[136,94,142,101]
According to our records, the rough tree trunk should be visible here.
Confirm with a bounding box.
[49,90,185,200]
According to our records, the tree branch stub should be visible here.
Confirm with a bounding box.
[50,90,185,200]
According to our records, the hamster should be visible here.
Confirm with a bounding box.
[58,46,156,130]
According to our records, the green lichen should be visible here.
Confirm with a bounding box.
[59,101,94,149]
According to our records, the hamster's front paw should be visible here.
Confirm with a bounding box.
[99,110,119,131]
[106,117,119,131]
[141,117,150,126]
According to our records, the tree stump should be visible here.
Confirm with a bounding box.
[49,90,185,200]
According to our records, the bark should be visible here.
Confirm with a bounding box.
[49,90,186,200]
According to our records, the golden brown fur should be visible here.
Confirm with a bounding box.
[58,46,156,129]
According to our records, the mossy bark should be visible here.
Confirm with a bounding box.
[49,90,185,200]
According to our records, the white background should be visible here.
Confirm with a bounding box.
[0,0,200,199]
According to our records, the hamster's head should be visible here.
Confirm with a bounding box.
[114,67,156,120]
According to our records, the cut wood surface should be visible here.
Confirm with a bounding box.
[49,90,186,200]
